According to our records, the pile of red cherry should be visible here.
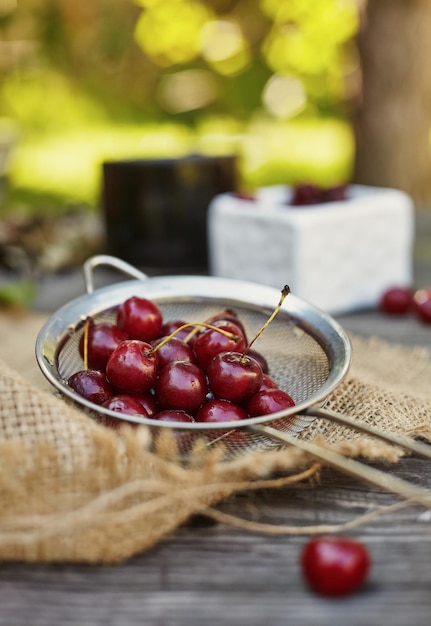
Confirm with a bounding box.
[301,535,370,596]
[68,294,296,428]
[379,286,431,323]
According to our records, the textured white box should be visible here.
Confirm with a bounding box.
[207,185,415,315]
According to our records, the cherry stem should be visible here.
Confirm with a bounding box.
[83,318,91,370]
[149,322,241,354]
[242,284,290,358]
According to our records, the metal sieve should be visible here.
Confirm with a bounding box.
[36,255,431,505]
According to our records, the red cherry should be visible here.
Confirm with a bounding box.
[79,323,127,371]
[193,321,247,370]
[106,339,158,394]
[160,319,190,341]
[290,183,322,206]
[247,348,269,374]
[155,361,208,412]
[116,296,163,342]
[68,369,114,405]
[412,288,431,324]
[195,398,248,423]
[102,394,150,416]
[320,185,347,203]
[154,409,195,423]
[98,394,149,428]
[206,351,263,405]
[379,286,413,315]
[301,536,371,597]
[258,373,278,391]
[131,391,159,417]
[151,335,196,370]
[247,388,295,417]
[205,310,248,341]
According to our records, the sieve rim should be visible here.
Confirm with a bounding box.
[35,270,352,432]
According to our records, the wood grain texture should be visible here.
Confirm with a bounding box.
[0,212,430,626]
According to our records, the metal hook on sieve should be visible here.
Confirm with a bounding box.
[83,255,149,294]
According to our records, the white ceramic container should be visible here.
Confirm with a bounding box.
[207,184,414,314]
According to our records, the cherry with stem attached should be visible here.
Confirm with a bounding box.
[207,286,291,406]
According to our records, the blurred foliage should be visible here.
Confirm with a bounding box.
[0,279,36,308]
[0,0,359,213]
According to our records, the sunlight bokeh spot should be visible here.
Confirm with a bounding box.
[262,74,306,119]
[201,20,244,62]
[156,70,219,113]
[201,20,250,76]
[134,0,213,66]
[0,0,16,15]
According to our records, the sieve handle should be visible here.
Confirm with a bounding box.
[303,406,431,461]
[249,423,431,508]
[83,255,149,294]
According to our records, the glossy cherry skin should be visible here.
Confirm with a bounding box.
[258,373,278,391]
[155,361,208,412]
[301,536,371,597]
[98,395,149,428]
[131,391,159,417]
[68,369,114,405]
[206,351,263,405]
[102,394,150,416]
[195,398,248,423]
[160,319,190,341]
[247,388,295,417]
[79,323,127,371]
[151,335,196,370]
[116,296,163,342]
[205,310,248,341]
[412,288,431,324]
[106,339,158,394]
[379,286,412,315]
[154,409,195,423]
[193,321,247,371]
[247,348,269,374]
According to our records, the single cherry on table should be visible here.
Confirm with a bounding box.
[413,288,431,324]
[379,286,413,315]
[301,535,371,597]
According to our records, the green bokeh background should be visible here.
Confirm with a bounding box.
[0,0,359,214]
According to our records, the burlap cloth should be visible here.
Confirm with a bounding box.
[0,309,431,564]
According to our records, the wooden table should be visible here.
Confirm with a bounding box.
[1,213,430,626]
